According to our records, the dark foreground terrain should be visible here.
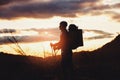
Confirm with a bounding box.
[0,35,120,80]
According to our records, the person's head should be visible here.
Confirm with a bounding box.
[69,24,78,31]
[59,21,67,30]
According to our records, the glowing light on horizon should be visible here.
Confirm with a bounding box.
[0,30,39,37]
[0,36,114,58]
[103,0,120,5]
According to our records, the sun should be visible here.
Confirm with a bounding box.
[44,31,48,35]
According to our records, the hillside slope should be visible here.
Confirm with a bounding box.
[73,34,120,80]
[0,35,120,80]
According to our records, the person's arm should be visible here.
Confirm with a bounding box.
[51,34,62,50]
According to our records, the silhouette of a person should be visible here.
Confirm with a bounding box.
[51,21,73,80]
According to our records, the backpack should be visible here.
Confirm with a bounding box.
[68,24,83,49]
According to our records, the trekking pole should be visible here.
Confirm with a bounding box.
[54,49,59,56]
[50,43,60,57]
[50,43,53,56]
[50,42,55,56]
[52,47,57,56]
[54,49,57,56]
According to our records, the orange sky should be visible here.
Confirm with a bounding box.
[0,0,120,57]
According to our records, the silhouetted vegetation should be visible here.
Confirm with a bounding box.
[0,35,120,80]
[5,30,25,55]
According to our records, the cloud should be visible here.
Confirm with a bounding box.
[0,28,60,44]
[85,35,113,40]
[84,3,120,22]
[0,28,115,45]
[84,29,114,40]
[0,0,11,5]
[0,29,16,33]
[0,0,100,19]
[112,3,120,8]
[0,0,31,5]
[0,0,119,22]
[85,29,113,35]
[105,11,120,22]
[0,35,25,44]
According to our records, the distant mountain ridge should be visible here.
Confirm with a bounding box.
[95,34,120,56]
[100,34,120,50]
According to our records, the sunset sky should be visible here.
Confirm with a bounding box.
[0,0,120,57]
